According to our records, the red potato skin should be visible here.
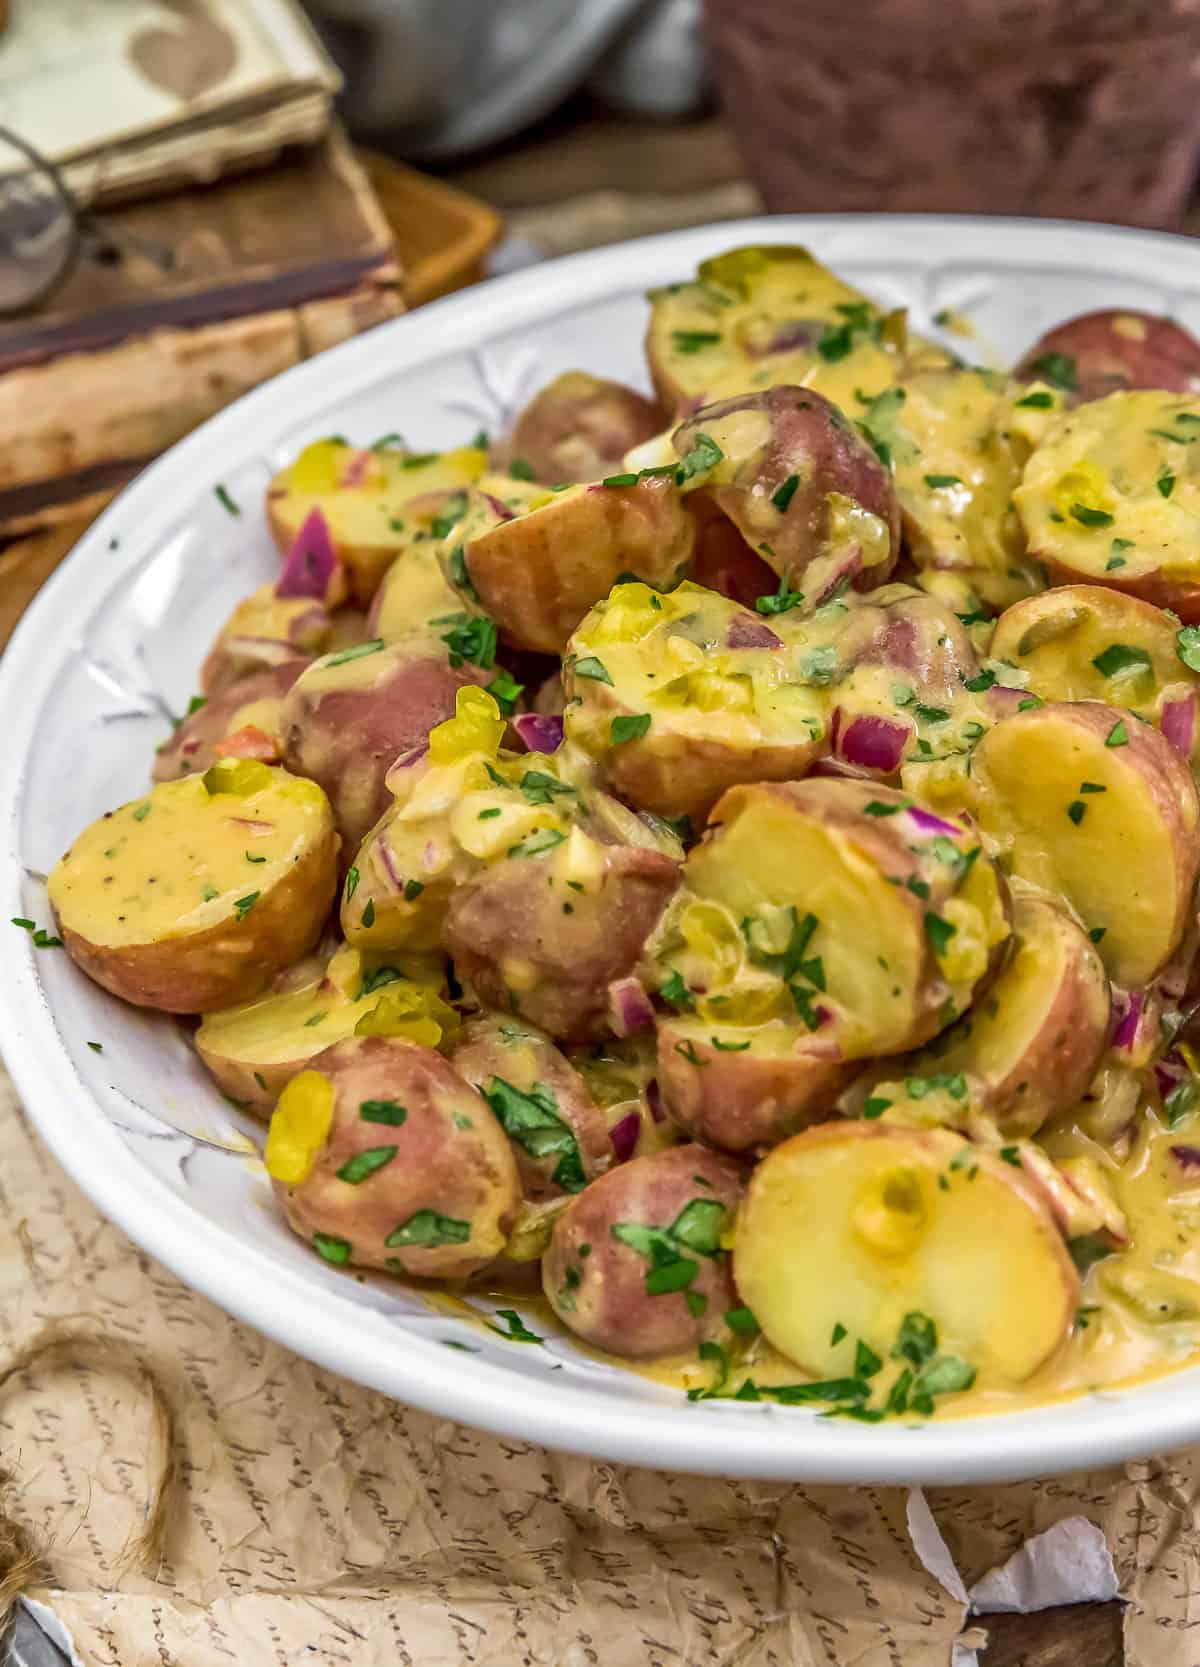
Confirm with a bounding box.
[851,590,979,703]
[153,661,307,783]
[280,644,489,856]
[1015,309,1200,405]
[443,844,681,1043]
[655,1021,858,1153]
[449,1014,613,1199]
[274,1037,522,1279]
[503,371,665,485]
[675,386,901,593]
[686,495,778,607]
[541,1144,743,1357]
[461,475,695,655]
[1040,556,1200,628]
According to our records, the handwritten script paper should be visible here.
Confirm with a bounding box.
[0,1064,1193,1665]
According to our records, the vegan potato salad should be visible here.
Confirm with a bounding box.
[40,244,1200,1421]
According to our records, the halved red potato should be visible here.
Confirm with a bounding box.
[686,494,779,607]
[267,439,487,603]
[655,1014,857,1153]
[877,369,1043,612]
[444,839,680,1044]
[1015,390,1200,621]
[366,539,471,641]
[971,701,1200,987]
[562,580,827,823]
[154,660,307,782]
[266,1036,521,1279]
[195,941,448,1113]
[280,633,489,855]
[1014,309,1200,405]
[905,893,1111,1138]
[541,1144,742,1356]
[735,1122,1079,1385]
[200,584,331,695]
[449,1013,612,1198]
[447,472,695,654]
[659,778,1011,1062]
[989,584,1200,764]
[644,243,912,418]
[672,386,900,602]
[48,761,338,1013]
[499,370,664,485]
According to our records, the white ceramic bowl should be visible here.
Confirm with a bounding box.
[4,216,1200,1484]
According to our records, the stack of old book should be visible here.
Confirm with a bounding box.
[0,0,407,643]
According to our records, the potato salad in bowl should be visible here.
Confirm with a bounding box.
[40,240,1200,1428]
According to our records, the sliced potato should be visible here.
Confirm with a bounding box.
[988,584,1200,762]
[268,1035,521,1279]
[664,779,1011,1060]
[501,370,664,484]
[907,892,1111,1137]
[562,580,826,823]
[49,762,338,1013]
[671,386,899,600]
[195,942,446,1113]
[366,538,470,641]
[1015,390,1200,621]
[644,243,909,418]
[971,701,1200,987]
[267,439,487,603]
[448,472,695,654]
[153,659,306,783]
[200,583,331,694]
[734,1122,1079,1383]
[655,1014,856,1152]
[883,368,1042,611]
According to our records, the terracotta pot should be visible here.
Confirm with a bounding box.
[703,0,1200,228]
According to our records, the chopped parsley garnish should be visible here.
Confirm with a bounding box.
[914,704,949,723]
[344,866,360,902]
[659,970,694,1012]
[862,1096,891,1119]
[1165,1078,1200,1127]
[963,668,996,692]
[772,474,800,513]
[1092,643,1151,678]
[831,1321,848,1346]
[385,1211,470,1248]
[756,574,805,615]
[518,770,575,806]
[1069,503,1113,528]
[672,329,722,354]
[863,800,901,816]
[132,802,152,821]
[725,1306,759,1336]
[1028,351,1077,390]
[86,1041,103,1054]
[999,1146,1021,1166]
[245,851,266,864]
[1177,626,1200,673]
[1015,390,1053,409]
[447,545,476,600]
[215,483,240,516]
[486,669,523,714]
[478,807,501,820]
[439,614,498,669]
[1106,718,1129,747]
[336,1146,398,1185]
[611,713,651,745]
[325,638,385,668]
[1067,1232,1115,1275]
[923,912,956,957]
[360,1099,407,1126]
[11,918,63,948]
[430,494,468,541]
[404,879,424,902]
[923,473,961,489]
[1067,800,1086,825]
[484,1077,585,1192]
[362,899,376,928]
[572,655,612,684]
[486,1309,543,1343]
[1079,781,1106,793]
[312,1233,351,1265]
[508,457,535,481]
[711,1036,751,1052]
[676,432,724,484]
[358,965,403,998]
[1158,469,1177,499]
[233,892,259,921]
[507,828,566,859]
[601,472,638,488]
[1089,926,1107,944]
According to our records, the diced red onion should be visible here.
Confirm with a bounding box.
[985,683,1027,717]
[378,842,404,893]
[904,804,964,839]
[513,713,563,753]
[607,976,656,1038]
[746,319,823,358]
[646,1079,665,1123]
[1171,1144,1200,1172]
[1111,991,1143,1051]
[338,450,373,488]
[481,492,517,522]
[276,507,341,601]
[832,709,910,773]
[811,756,874,781]
[726,615,782,650]
[384,742,429,792]
[610,1112,641,1163]
[1156,1057,1186,1098]
[1162,695,1196,757]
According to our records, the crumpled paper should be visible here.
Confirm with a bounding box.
[0,1062,1188,1666]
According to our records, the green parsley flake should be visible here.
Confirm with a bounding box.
[923,473,961,489]
[1092,643,1151,678]
[573,655,612,684]
[234,892,259,921]
[336,1145,398,1185]
[385,1211,470,1248]
[360,1099,407,1125]
[507,828,566,859]
[1067,800,1086,825]
[611,713,651,745]
[215,483,240,516]
[772,474,800,513]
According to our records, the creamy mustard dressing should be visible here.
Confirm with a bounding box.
[274,438,487,549]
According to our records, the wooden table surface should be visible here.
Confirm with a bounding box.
[444,94,1131,1667]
